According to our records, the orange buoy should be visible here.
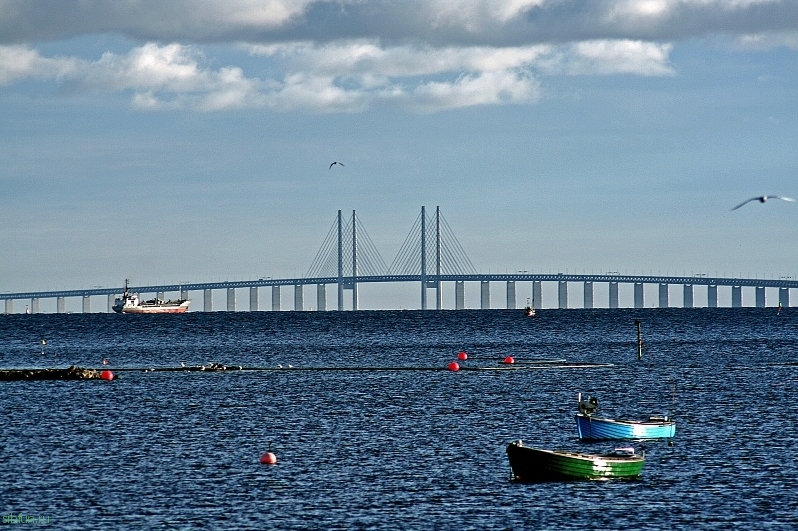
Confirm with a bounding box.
[457,351,468,361]
[447,361,460,372]
[100,370,114,381]
[260,452,277,465]
[503,356,515,364]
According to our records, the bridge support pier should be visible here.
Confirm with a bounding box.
[157,291,165,301]
[584,282,593,309]
[659,283,669,308]
[481,281,490,309]
[181,288,189,301]
[506,281,516,310]
[708,285,718,308]
[250,287,258,311]
[272,286,281,311]
[558,281,568,309]
[107,294,114,313]
[4,299,11,314]
[609,282,619,309]
[32,298,40,314]
[294,285,304,311]
[682,284,693,308]
[57,297,65,313]
[82,295,91,313]
[634,283,644,308]
[755,286,765,308]
[779,287,789,308]
[317,284,326,311]
[227,288,235,312]
[455,281,465,309]
[683,284,693,308]
[732,286,742,308]
[204,289,212,312]
[533,281,542,309]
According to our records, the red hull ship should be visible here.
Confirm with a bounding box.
[112,280,190,314]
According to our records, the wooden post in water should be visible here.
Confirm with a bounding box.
[635,320,643,360]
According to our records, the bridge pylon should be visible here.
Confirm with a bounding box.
[307,206,475,310]
[389,205,476,309]
[307,209,387,310]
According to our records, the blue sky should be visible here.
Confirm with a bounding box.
[2,1,798,310]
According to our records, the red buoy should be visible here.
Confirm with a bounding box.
[457,351,468,361]
[447,361,460,372]
[260,452,277,465]
[503,356,515,364]
[100,370,114,381]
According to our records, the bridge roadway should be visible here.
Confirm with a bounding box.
[2,273,798,313]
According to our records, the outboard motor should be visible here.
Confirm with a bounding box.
[578,396,599,416]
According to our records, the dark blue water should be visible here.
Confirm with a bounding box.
[2,309,797,530]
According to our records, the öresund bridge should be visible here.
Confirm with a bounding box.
[3,206,797,314]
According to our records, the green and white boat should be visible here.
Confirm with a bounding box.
[506,440,645,482]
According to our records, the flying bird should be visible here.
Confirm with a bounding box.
[329,161,344,169]
[731,195,797,210]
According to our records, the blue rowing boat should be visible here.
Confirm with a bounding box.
[575,394,675,441]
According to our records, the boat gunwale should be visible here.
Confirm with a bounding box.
[516,445,645,465]
[576,413,674,427]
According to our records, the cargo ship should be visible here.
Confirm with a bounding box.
[112,280,190,314]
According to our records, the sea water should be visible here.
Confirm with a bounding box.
[1,308,797,530]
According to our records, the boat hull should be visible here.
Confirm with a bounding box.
[506,441,645,482]
[119,303,190,314]
[575,413,675,440]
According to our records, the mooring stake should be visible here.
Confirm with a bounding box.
[635,320,643,360]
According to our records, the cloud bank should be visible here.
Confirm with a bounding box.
[0,0,794,112]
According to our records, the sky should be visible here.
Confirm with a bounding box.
[2,0,798,310]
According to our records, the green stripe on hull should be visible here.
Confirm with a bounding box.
[545,452,642,478]
[506,441,645,482]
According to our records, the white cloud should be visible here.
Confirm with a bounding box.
[409,70,541,112]
[216,0,316,27]
[0,0,795,46]
[0,45,80,85]
[735,30,798,50]
[0,43,270,110]
[567,40,675,76]
[88,44,209,93]
[264,73,372,113]
[0,0,792,115]
[424,0,546,31]
[250,41,553,77]
[0,37,677,112]
[606,0,782,21]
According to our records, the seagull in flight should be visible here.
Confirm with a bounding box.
[731,195,797,210]
[329,161,344,169]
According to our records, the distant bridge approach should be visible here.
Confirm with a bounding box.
[2,207,796,313]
